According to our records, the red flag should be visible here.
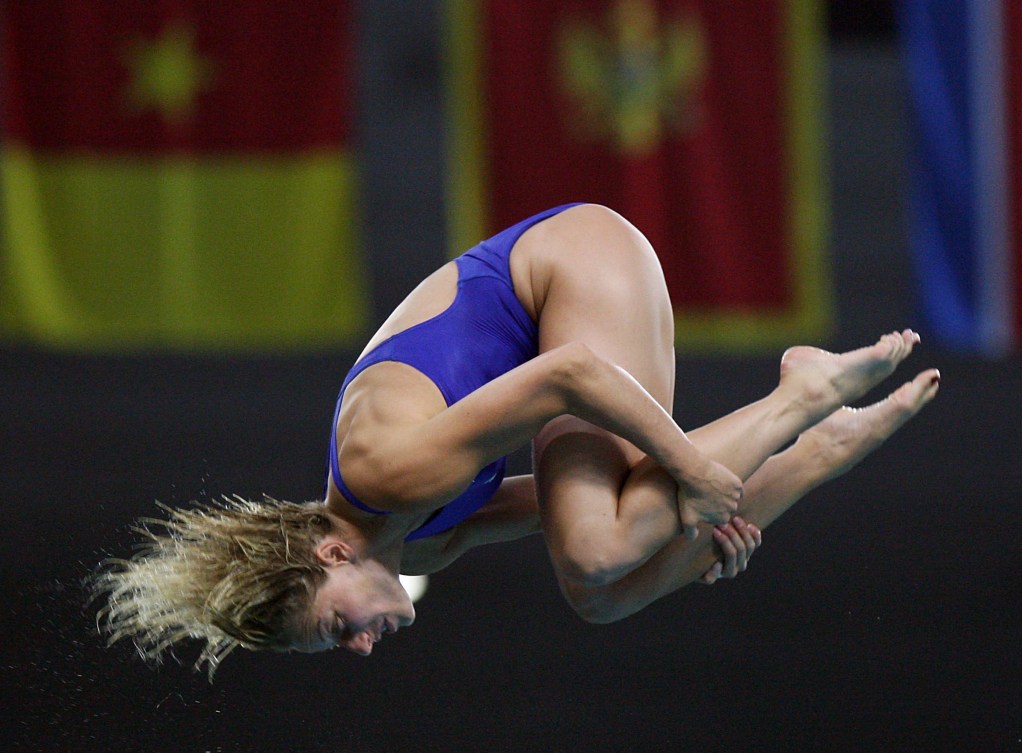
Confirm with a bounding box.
[446,0,831,350]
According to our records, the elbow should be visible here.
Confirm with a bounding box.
[550,341,604,410]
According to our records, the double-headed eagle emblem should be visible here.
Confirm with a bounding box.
[557,0,707,155]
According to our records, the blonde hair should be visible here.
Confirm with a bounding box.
[92,495,333,680]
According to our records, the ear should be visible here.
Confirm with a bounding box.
[314,536,355,567]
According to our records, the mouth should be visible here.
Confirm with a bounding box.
[371,619,398,645]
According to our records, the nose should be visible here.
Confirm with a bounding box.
[401,604,416,627]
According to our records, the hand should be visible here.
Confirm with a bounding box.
[676,457,743,540]
[701,517,762,584]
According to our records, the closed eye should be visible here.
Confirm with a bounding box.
[333,613,349,641]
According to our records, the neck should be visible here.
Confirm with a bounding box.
[325,505,408,569]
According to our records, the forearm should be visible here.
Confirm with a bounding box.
[448,475,541,549]
[397,342,705,506]
[560,343,708,478]
[401,476,540,575]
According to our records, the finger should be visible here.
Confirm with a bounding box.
[722,523,748,572]
[681,505,701,540]
[749,523,762,547]
[726,478,743,513]
[733,516,757,561]
[713,526,738,577]
[723,487,741,514]
[701,562,722,585]
[705,508,732,526]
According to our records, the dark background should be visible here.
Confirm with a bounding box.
[4,3,1021,752]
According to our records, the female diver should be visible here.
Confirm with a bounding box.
[95,203,940,674]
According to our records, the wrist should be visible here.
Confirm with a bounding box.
[664,440,707,485]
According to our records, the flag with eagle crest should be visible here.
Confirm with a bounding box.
[445,0,831,351]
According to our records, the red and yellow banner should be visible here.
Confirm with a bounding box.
[446,0,831,351]
[1,1,367,350]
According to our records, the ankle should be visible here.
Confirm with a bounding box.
[790,431,840,485]
[772,380,833,430]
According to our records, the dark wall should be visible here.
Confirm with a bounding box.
[828,0,895,41]
[4,6,1021,752]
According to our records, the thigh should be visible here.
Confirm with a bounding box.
[516,203,677,458]
[515,205,679,576]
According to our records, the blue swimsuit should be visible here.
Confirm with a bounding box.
[327,203,583,541]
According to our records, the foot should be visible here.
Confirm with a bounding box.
[796,368,940,483]
[779,329,922,423]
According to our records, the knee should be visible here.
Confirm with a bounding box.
[560,580,626,624]
[555,535,640,589]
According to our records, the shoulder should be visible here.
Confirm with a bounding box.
[335,363,452,513]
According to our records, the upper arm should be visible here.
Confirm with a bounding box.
[343,343,593,511]
[400,475,540,574]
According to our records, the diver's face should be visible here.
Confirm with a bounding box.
[296,557,415,656]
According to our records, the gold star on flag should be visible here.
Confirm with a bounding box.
[124,23,215,124]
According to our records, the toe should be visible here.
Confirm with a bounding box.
[894,369,941,411]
